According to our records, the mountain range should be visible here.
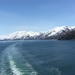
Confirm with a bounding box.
[0,26,75,40]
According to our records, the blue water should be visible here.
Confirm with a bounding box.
[0,40,75,75]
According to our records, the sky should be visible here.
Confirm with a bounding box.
[0,0,75,35]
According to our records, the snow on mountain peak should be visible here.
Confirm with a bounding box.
[50,26,70,32]
[71,26,75,29]
[46,26,72,36]
[6,31,40,39]
[0,26,75,40]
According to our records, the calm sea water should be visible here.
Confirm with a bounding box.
[0,40,75,75]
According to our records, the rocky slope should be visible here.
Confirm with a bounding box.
[0,26,75,40]
[58,29,75,40]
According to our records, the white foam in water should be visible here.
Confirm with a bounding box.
[7,44,38,75]
[9,56,23,75]
[50,67,61,75]
[0,44,38,75]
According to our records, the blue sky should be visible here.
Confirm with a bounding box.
[0,0,75,35]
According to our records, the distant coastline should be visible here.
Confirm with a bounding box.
[0,26,75,41]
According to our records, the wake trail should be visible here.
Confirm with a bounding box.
[0,43,37,75]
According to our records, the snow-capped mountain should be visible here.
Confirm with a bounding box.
[41,26,73,39]
[0,26,75,40]
[0,31,40,40]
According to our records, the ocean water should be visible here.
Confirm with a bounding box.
[0,40,75,75]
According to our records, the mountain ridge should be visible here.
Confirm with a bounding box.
[0,26,75,40]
